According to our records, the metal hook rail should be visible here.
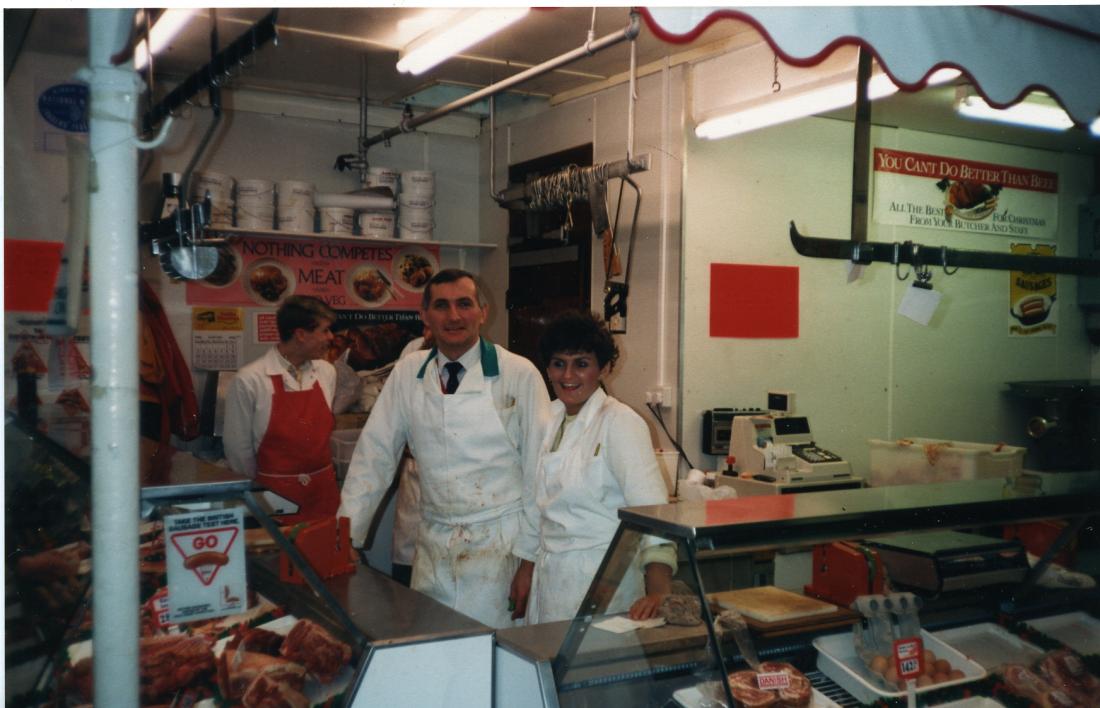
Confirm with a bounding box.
[790,222,1100,277]
[141,10,278,134]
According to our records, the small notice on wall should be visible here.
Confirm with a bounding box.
[255,312,279,344]
[192,307,244,370]
[1009,244,1057,337]
[872,147,1058,241]
[165,508,246,624]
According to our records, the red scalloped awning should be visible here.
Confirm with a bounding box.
[641,6,1100,127]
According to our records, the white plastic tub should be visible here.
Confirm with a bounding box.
[358,211,395,239]
[933,623,1044,671]
[867,438,1025,486]
[401,169,435,195]
[236,178,274,198]
[320,207,355,234]
[814,629,986,704]
[276,180,315,207]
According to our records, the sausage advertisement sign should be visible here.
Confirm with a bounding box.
[165,508,246,623]
[872,147,1058,241]
[185,235,440,311]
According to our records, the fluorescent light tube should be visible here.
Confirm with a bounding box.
[134,9,195,70]
[955,88,1073,132]
[396,8,529,75]
[696,67,960,140]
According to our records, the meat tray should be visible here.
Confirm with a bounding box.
[933,623,1044,671]
[1023,612,1100,656]
[672,684,840,708]
[813,629,986,704]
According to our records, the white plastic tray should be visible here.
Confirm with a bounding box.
[814,629,986,704]
[673,684,839,708]
[1024,612,1100,655]
[933,623,1044,671]
[931,698,1005,708]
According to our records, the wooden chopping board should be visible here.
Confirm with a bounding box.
[709,586,839,623]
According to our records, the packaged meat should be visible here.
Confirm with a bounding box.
[139,634,217,703]
[659,592,702,626]
[728,670,779,707]
[1037,650,1100,706]
[279,618,353,684]
[757,662,812,707]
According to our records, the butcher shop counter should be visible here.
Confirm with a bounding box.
[495,475,1100,708]
[249,553,494,707]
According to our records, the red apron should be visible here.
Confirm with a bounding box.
[256,375,339,524]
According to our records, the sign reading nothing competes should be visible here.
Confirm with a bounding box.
[872,147,1058,241]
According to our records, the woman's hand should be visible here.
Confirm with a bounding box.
[509,559,534,620]
[629,560,674,619]
[628,592,667,620]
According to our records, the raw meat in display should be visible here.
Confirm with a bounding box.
[658,592,702,626]
[226,625,286,656]
[139,634,217,702]
[241,671,311,708]
[280,618,353,683]
[217,649,306,701]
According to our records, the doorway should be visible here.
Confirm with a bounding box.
[506,144,593,369]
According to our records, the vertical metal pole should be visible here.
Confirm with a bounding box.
[85,9,142,706]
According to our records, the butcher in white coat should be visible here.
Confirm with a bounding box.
[338,269,550,628]
[513,310,676,624]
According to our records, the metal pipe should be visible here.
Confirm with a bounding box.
[627,33,637,163]
[488,95,504,203]
[86,9,143,706]
[365,11,641,150]
[358,52,369,189]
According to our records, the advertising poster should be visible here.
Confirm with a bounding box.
[165,508,246,623]
[872,148,1058,241]
[186,236,440,311]
[1008,243,1057,337]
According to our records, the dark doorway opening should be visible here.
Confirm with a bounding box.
[506,144,593,371]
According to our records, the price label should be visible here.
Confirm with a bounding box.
[894,636,925,680]
[756,671,792,690]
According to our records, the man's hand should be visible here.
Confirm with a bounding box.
[509,559,534,620]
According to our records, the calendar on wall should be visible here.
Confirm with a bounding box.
[191,307,245,371]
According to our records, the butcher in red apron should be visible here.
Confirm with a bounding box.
[223,296,340,523]
[254,375,339,524]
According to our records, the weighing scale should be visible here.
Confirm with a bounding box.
[865,531,1029,593]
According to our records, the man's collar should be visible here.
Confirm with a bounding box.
[417,337,499,378]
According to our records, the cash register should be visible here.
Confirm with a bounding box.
[718,391,862,496]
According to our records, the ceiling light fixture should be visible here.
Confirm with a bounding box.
[134,8,196,71]
[696,66,960,140]
[955,86,1074,132]
[396,8,529,75]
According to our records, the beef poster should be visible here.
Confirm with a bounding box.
[872,147,1058,241]
[185,235,440,311]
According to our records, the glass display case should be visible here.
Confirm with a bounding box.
[495,474,1100,708]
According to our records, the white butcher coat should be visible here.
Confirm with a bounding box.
[338,338,550,628]
[523,388,676,624]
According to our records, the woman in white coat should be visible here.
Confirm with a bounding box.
[521,310,675,624]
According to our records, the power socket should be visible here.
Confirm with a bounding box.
[646,386,674,408]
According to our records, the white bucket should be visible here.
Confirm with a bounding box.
[399,192,434,210]
[191,170,234,192]
[358,211,395,239]
[237,195,275,212]
[236,212,275,230]
[399,224,433,241]
[399,208,433,231]
[320,207,355,234]
[402,170,435,195]
[277,207,316,233]
[236,178,275,199]
[367,166,400,193]
[277,180,315,208]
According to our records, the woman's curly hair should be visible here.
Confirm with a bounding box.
[538,310,619,371]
